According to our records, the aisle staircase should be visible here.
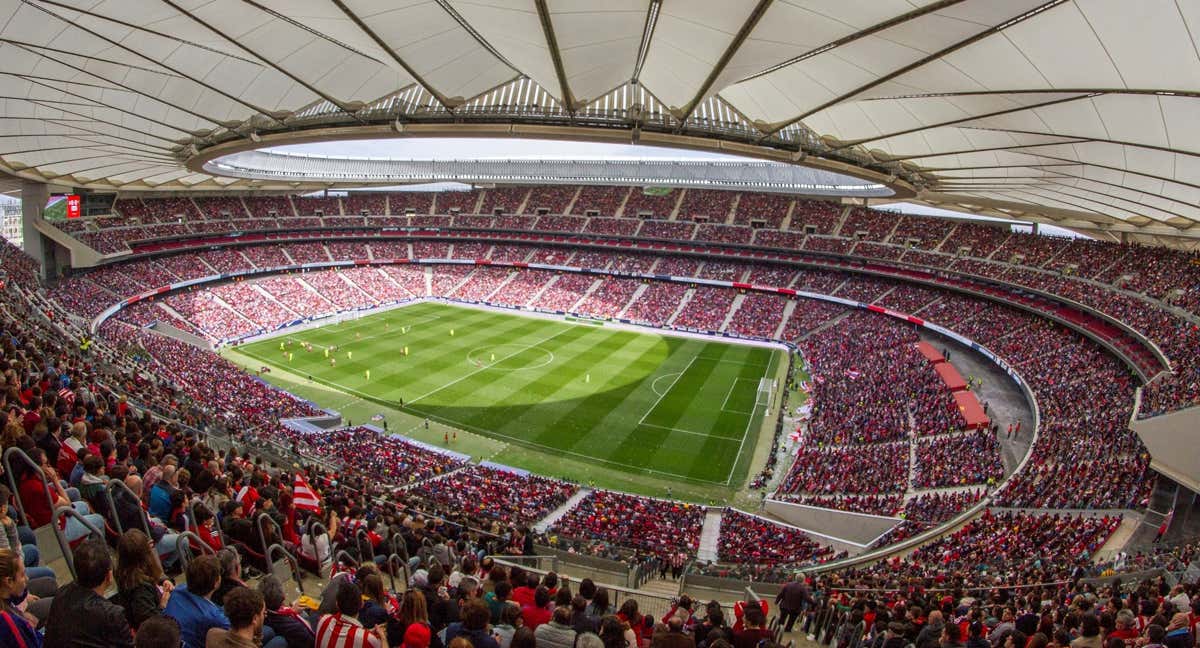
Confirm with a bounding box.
[697,507,724,563]
[534,488,592,533]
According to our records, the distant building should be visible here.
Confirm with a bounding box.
[0,203,21,247]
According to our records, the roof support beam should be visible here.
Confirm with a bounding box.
[631,0,662,83]
[3,41,248,132]
[737,0,968,83]
[761,0,1071,137]
[889,138,1092,161]
[328,0,455,110]
[156,0,363,120]
[533,0,576,111]
[958,126,1200,161]
[830,92,1101,150]
[676,0,773,124]
[18,2,281,124]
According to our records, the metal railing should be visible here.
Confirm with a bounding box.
[104,479,151,538]
[176,530,217,572]
[51,505,104,581]
[3,447,53,528]
[267,543,305,594]
[489,556,691,621]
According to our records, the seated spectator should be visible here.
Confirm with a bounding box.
[521,586,553,630]
[113,529,174,630]
[163,554,228,648]
[0,548,42,647]
[317,579,388,648]
[135,616,183,648]
[207,586,271,648]
[534,606,578,648]
[44,539,134,647]
[258,575,315,648]
[213,549,248,608]
[445,599,502,648]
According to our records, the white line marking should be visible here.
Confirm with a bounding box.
[721,377,756,414]
[638,357,697,426]
[407,325,576,405]
[403,404,729,486]
[725,349,781,485]
[649,372,681,397]
[639,422,743,440]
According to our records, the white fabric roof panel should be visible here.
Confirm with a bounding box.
[2,0,1199,237]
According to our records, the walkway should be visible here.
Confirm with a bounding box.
[534,488,592,534]
[696,507,725,563]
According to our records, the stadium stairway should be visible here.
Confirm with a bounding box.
[718,294,746,333]
[696,507,724,563]
[533,487,593,534]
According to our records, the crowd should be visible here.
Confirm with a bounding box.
[912,431,1004,489]
[779,444,909,497]
[404,466,577,530]
[673,288,737,332]
[715,509,842,567]
[550,491,704,555]
[870,489,988,547]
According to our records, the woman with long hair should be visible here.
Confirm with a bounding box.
[359,573,391,629]
[113,529,173,629]
[0,549,40,646]
[389,588,440,648]
[618,599,651,647]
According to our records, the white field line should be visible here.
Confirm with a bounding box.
[640,422,743,441]
[720,377,756,414]
[403,403,729,486]
[725,349,781,485]
[637,357,697,426]
[407,324,576,405]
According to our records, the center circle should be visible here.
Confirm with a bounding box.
[466,344,555,371]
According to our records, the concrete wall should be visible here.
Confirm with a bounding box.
[763,499,899,549]
[1132,405,1200,493]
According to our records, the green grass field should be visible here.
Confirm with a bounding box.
[234,302,783,488]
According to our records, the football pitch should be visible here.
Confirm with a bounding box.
[235,301,783,486]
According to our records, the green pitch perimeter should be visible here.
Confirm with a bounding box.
[234,302,782,487]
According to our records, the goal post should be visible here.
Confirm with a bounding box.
[755,377,774,412]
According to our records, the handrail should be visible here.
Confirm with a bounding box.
[256,512,285,557]
[3,447,54,528]
[355,527,375,563]
[333,550,360,570]
[51,505,104,580]
[266,543,304,594]
[304,520,333,568]
[104,479,151,538]
[176,530,217,572]
[386,553,410,592]
[103,479,164,569]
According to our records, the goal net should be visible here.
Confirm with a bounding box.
[755,378,775,411]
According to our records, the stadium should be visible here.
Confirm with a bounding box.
[0,0,1198,646]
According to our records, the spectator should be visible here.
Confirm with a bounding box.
[43,539,134,647]
[113,529,174,630]
[137,616,183,648]
[207,586,270,648]
[258,574,314,648]
[444,599,501,648]
[316,579,388,648]
[534,606,578,648]
[652,617,696,648]
[0,548,41,647]
[164,554,229,648]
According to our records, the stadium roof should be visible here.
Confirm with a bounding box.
[1,0,1199,243]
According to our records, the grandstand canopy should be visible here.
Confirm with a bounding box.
[1,0,1199,244]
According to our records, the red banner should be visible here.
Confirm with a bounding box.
[66,194,81,219]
